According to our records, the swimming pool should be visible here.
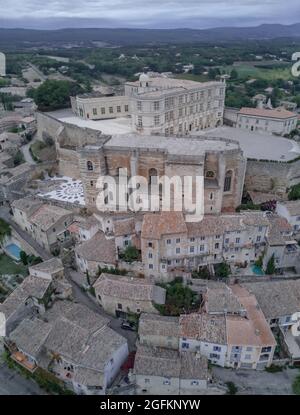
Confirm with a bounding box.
[5,243,22,261]
[251,264,265,276]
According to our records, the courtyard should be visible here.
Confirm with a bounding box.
[212,365,300,395]
[38,176,85,207]
[202,126,300,162]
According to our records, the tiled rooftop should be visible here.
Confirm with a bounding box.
[278,200,300,217]
[30,204,73,231]
[9,318,52,359]
[29,258,64,275]
[238,107,297,119]
[134,344,208,380]
[139,313,179,338]
[179,313,227,345]
[93,273,165,303]
[242,280,300,319]
[75,231,117,264]
[228,285,276,347]
[204,286,245,315]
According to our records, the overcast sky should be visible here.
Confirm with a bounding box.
[0,0,300,29]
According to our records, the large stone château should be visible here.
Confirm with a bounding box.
[71,73,226,135]
[37,113,246,215]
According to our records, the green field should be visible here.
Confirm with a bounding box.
[224,64,293,81]
[176,63,294,82]
[0,254,28,276]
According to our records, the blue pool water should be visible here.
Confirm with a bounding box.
[251,264,264,275]
[5,243,22,261]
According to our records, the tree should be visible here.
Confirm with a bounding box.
[255,253,264,268]
[85,270,91,286]
[192,63,204,75]
[192,266,211,279]
[230,69,238,80]
[20,250,28,265]
[265,254,276,275]
[288,184,300,201]
[155,279,199,316]
[31,80,83,111]
[0,218,11,245]
[208,68,220,80]
[215,262,230,278]
[120,245,139,263]
[226,382,238,395]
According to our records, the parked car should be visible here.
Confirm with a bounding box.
[121,321,136,331]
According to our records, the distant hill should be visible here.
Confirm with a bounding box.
[1,23,300,47]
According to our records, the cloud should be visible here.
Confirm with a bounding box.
[0,0,299,29]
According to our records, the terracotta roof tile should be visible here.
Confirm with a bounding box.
[238,107,297,119]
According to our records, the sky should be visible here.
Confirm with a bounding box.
[0,0,300,29]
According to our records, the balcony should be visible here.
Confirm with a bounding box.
[11,351,37,373]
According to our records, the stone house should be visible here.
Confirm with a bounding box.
[141,211,270,281]
[179,313,228,367]
[242,280,300,331]
[0,163,33,205]
[236,107,298,135]
[93,273,166,317]
[134,345,208,395]
[0,276,52,335]
[138,313,180,350]
[11,197,74,253]
[29,258,64,281]
[264,215,300,273]
[6,301,129,395]
[74,231,117,276]
[225,285,276,370]
[276,200,300,239]
[242,280,300,363]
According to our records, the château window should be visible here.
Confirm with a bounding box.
[149,168,158,185]
[224,170,232,192]
[87,161,93,171]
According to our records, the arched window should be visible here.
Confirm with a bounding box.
[87,161,93,171]
[206,170,215,179]
[149,168,158,185]
[224,170,232,192]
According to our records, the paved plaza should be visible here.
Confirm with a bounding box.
[38,176,85,206]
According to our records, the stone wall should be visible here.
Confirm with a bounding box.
[36,112,62,141]
[245,158,300,193]
[223,107,238,126]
